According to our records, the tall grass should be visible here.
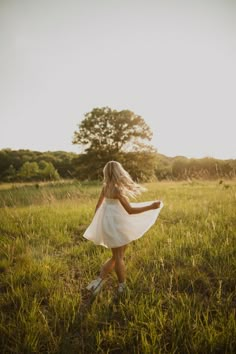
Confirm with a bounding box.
[0,180,235,353]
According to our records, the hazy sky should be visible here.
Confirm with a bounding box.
[0,0,235,159]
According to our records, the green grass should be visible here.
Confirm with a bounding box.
[0,180,235,353]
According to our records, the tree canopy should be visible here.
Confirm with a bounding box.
[72,107,155,154]
[72,107,157,180]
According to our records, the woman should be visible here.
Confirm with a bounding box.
[84,161,164,295]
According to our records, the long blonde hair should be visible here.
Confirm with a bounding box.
[103,161,145,198]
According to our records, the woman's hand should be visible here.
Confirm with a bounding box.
[151,201,161,209]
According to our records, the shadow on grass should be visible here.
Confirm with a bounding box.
[58,285,130,354]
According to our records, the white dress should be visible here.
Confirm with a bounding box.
[83,198,164,248]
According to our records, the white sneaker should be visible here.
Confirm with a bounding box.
[117,283,126,294]
[86,278,104,295]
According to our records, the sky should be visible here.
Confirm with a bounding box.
[0,0,236,159]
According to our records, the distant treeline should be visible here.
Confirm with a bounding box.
[0,149,235,182]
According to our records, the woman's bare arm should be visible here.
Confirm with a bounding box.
[118,194,161,215]
[94,188,105,213]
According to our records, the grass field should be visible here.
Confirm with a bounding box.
[0,180,235,353]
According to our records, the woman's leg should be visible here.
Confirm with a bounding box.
[86,254,115,293]
[86,256,115,293]
[99,256,116,279]
[112,245,128,283]
[100,245,128,280]
[86,245,128,293]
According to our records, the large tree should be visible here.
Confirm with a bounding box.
[72,107,157,180]
[72,107,155,154]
